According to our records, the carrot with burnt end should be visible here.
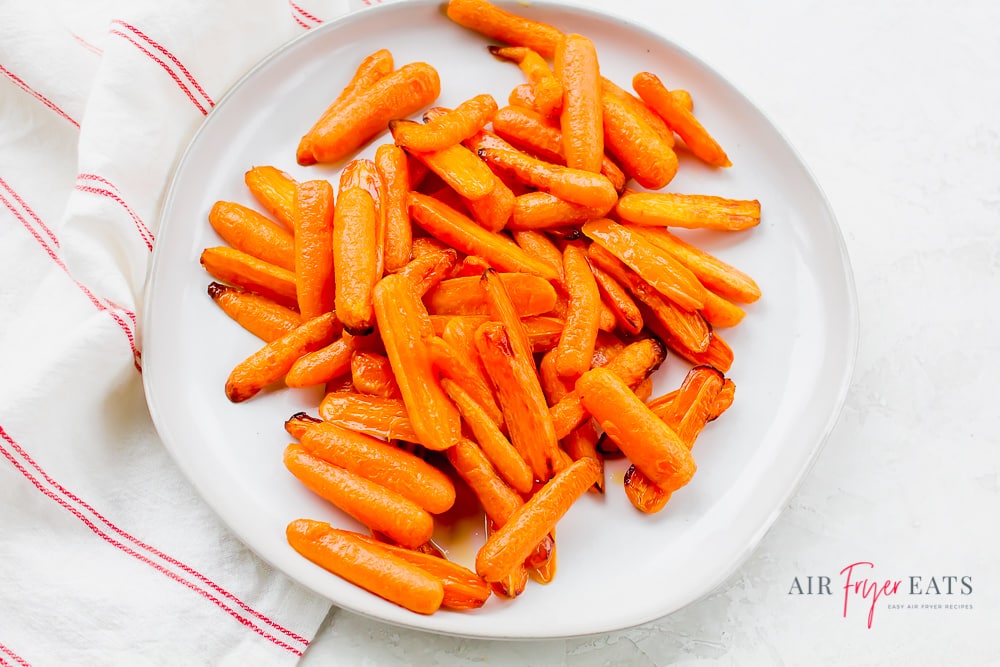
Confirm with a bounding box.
[207,282,301,342]
[208,201,296,271]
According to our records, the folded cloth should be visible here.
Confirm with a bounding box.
[0,0,390,663]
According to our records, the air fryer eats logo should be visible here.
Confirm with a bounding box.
[787,561,974,628]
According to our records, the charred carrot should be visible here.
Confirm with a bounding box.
[285,336,353,388]
[475,457,600,582]
[318,392,421,443]
[445,0,565,59]
[373,273,462,451]
[299,420,455,514]
[590,265,644,336]
[301,62,441,165]
[582,218,708,311]
[333,187,378,335]
[475,321,560,482]
[375,144,413,273]
[208,201,296,271]
[287,519,443,614]
[478,147,617,212]
[616,192,760,231]
[200,246,297,309]
[244,166,298,230]
[554,34,603,173]
[207,282,301,342]
[489,46,562,117]
[295,48,394,165]
[408,192,559,281]
[633,71,731,168]
[225,312,341,402]
[293,180,336,321]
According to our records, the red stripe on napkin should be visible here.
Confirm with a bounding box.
[75,174,155,251]
[0,64,80,128]
[0,642,30,667]
[112,20,214,108]
[0,425,310,657]
[289,1,323,28]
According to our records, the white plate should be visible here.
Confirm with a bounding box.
[143,0,858,639]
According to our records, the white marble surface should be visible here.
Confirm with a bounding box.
[302,1,1000,664]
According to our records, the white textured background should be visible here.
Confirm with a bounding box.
[302,0,1000,664]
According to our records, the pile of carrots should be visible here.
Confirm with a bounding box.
[199,0,762,615]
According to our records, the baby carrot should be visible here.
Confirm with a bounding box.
[200,246,297,309]
[302,62,441,165]
[445,439,524,530]
[395,248,458,296]
[393,120,496,202]
[632,71,731,168]
[295,48,394,165]
[508,191,609,231]
[479,268,535,374]
[375,144,413,273]
[207,282,301,342]
[318,392,421,443]
[478,147,617,212]
[589,265,644,336]
[373,273,463,451]
[427,337,503,427]
[244,165,298,230]
[425,272,557,317]
[601,90,678,189]
[294,179,336,321]
[553,244,601,378]
[575,367,696,493]
[350,351,401,399]
[299,420,456,514]
[555,34,603,173]
[489,46,562,117]
[408,192,559,281]
[445,0,565,59]
[284,444,435,549]
[699,289,746,328]
[475,457,600,582]
[333,187,378,335]
[225,312,341,402]
[285,336,353,389]
[615,191,760,231]
[600,77,674,148]
[512,230,565,283]
[208,201,295,271]
[286,519,444,615]
[393,94,498,153]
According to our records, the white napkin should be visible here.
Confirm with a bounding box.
[0,0,390,663]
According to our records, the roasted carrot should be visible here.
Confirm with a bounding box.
[225,312,341,402]
[424,272,557,317]
[508,191,608,231]
[445,0,565,59]
[576,367,696,493]
[582,218,707,311]
[207,282,301,342]
[626,226,761,303]
[554,34,603,173]
[287,520,444,614]
[394,94,498,153]
[475,321,560,482]
[601,90,678,189]
[489,46,562,117]
[479,268,535,373]
[446,438,525,528]
[475,457,600,582]
[552,244,601,378]
[441,379,532,494]
[632,71,731,168]
[478,147,617,212]
[295,48,394,165]
[318,391,421,443]
[299,420,455,514]
[208,201,296,271]
[375,144,413,273]
[350,351,401,399]
[616,192,760,231]
[699,289,746,328]
[244,165,298,230]
[463,175,516,232]
[408,192,559,281]
[293,180,336,321]
[589,265,643,336]
[301,62,441,165]
[395,247,458,296]
[507,82,537,111]
[284,444,434,549]
[450,254,493,278]
[427,336,502,424]
[373,273,462,451]
[511,230,565,283]
[350,532,491,610]
[285,336,353,388]
[658,325,734,373]
[200,246,297,309]
[439,316,494,393]
[333,187,378,335]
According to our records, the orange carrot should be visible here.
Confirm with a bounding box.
[425,272,557,317]
[575,367,696,493]
[552,244,601,378]
[225,312,341,402]
[200,246,297,309]
[301,62,441,165]
[615,192,760,231]
[394,94,498,153]
[350,351,401,399]
[318,392,421,443]
[489,46,562,117]
[475,457,600,582]
[207,282,301,342]
[589,265,644,336]
[287,519,444,614]
[408,192,559,281]
[446,439,524,530]
[208,201,295,271]
[508,191,608,231]
[244,165,298,230]
[478,147,617,212]
[395,247,458,296]
[479,268,535,373]
[333,187,378,334]
[511,230,565,283]
[299,420,455,514]
[427,337,503,427]
[601,90,678,189]
[554,34,603,173]
[375,143,413,273]
[294,180,336,321]
[285,336,353,388]
[632,71,731,168]
[445,0,565,59]
[699,289,746,328]
[601,77,675,147]
[373,273,462,451]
